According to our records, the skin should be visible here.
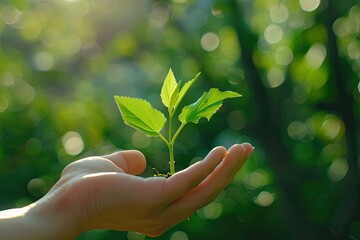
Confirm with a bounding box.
[0,143,254,239]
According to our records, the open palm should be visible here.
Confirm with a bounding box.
[45,143,253,237]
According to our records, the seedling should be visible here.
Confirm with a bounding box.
[114,68,241,176]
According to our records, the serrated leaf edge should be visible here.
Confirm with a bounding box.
[114,96,167,136]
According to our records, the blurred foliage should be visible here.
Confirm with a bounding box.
[0,0,360,239]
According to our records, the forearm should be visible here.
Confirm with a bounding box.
[0,201,77,240]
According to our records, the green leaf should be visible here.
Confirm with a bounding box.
[173,72,201,111]
[114,96,167,136]
[169,80,182,112]
[178,88,241,124]
[161,68,178,109]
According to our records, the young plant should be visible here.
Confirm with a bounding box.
[114,68,241,176]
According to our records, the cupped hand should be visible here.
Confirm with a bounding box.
[44,143,254,238]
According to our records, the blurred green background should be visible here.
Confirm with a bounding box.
[0,0,359,239]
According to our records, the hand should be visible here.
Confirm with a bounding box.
[0,143,254,239]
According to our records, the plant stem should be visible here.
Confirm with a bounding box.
[167,122,186,174]
[158,133,169,146]
[171,122,186,145]
[168,142,175,175]
[166,107,187,175]
[168,111,175,174]
[159,132,176,175]
[169,111,173,140]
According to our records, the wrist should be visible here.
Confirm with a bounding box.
[31,197,80,240]
[0,199,79,240]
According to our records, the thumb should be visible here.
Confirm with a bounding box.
[103,150,147,175]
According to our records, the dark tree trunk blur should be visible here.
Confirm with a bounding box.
[226,0,360,239]
[321,1,360,239]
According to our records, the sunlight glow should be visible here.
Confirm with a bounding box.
[275,46,293,66]
[349,6,360,22]
[347,41,360,60]
[211,5,224,18]
[201,32,220,51]
[305,43,327,69]
[321,115,343,140]
[0,5,21,25]
[14,80,36,105]
[62,131,84,156]
[149,3,170,28]
[0,204,34,220]
[327,158,348,182]
[171,231,189,240]
[270,5,289,23]
[34,51,54,71]
[287,121,307,140]
[299,0,321,12]
[255,191,274,207]
[244,170,270,190]
[83,172,117,179]
[198,202,222,219]
[266,68,285,88]
[132,131,151,149]
[264,24,283,44]
[332,17,354,37]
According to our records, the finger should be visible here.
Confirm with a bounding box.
[161,146,227,202]
[164,143,254,220]
[190,143,253,200]
[103,150,147,175]
[223,143,254,181]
